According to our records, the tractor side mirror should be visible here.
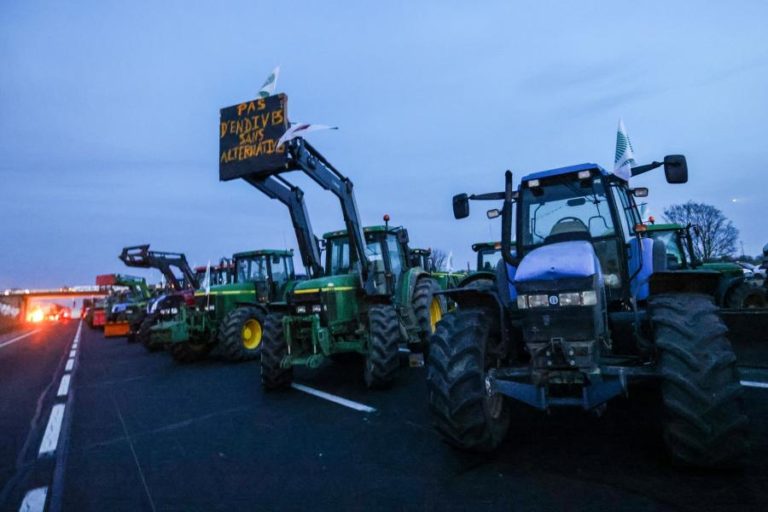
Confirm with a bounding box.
[397,229,409,244]
[453,194,469,219]
[664,155,688,184]
[631,187,648,197]
[486,208,501,219]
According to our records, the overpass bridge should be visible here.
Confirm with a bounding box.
[1,286,110,322]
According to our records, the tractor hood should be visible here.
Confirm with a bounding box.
[292,273,358,295]
[515,241,602,293]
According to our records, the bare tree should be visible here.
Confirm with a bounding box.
[430,249,449,271]
[663,201,739,261]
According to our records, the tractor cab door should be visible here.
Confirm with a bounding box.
[268,255,295,300]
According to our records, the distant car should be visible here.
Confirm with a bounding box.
[737,262,765,280]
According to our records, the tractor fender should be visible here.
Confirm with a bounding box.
[719,275,746,306]
[649,270,720,298]
[234,301,269,316]
[438,286,514,353]
[456,271,496,289]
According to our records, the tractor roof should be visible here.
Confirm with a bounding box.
[233,249,293,258]
[521,163,607,183]
[323,225,401,240]
[645,223,683,232]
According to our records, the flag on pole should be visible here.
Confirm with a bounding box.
[203,261,211,296]
[257,66,280,99]
[613,118,636,181]
[446,251,454,273]
[276,123,338,150]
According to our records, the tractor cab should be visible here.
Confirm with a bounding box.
[323,224,409,295]
[410,248,434,272]
[233,249,296,303]
[517,164,648,306]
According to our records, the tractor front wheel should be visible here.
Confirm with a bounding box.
[726,283,767,309]
[427,308,510,451]
[364,304,401,389]
[651,293,749,467]
[261,314,292,390]
[137,313,161,352]
[169,341,212,363]
[412,277,446,355]
[218,307,265,361]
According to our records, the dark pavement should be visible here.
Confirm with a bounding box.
[2,322,767,511]
[0,322,77,510]
[45,326,767,512]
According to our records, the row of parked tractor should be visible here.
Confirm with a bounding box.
[86,88,768,470]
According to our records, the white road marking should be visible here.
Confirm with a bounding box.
[65,358,75,371]
[39,404,66,456]
[0,329,41,349]
[291,383,376,413]
[57,374,71,397]
[398,347,411,353]
[68,349,76,358]
[741,380,768,389]
[18,487,48,512]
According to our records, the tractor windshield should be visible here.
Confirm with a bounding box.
[270,255,294,283]
[521,176,615,248]
[235,256,268,283]
[647,229,687,270]
[478,248,502,272]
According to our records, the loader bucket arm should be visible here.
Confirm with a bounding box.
[244,175,323,278]
[119,245,198,291]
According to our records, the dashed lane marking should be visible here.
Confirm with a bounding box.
[64,358,74,372]
[57,375,71,397]
[39,404,65,457]
[741,380,768,389]
[68,349,76,358]
[0,329,41,349]
[18,487,47,512]
[291,383,377,413]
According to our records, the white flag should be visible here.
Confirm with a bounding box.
[613,118,636,181]
[203,261,211,295]
[446,251,454,273]
[277,123,338,150]
[257,66,280,99]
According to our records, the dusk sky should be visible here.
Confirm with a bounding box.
[1,1,767,288]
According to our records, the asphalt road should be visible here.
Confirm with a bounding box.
[2,322,768,511]
[0,322,78,511]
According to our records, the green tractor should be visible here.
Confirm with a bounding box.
[100,274,152,338]
[153,249,300,362]
[645,223,767,308]
[430,155,749,467]
[218,93,445,389]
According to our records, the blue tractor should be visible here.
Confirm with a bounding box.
[428,155,748,467]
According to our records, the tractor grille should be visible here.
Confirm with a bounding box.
[521,308,594,343]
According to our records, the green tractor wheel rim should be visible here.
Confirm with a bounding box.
[429,298,442,333]
[242,319,263,350]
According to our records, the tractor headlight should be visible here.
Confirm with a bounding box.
[311,304,322,313]
[517,294,549,309]
[170,307,178,314]
[296,305,307,314]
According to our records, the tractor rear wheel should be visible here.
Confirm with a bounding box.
[261,314,292,390]
[364,304,401,389]
[138,313,161,352]
[427,308,510,451]
[726,283,767,309]
[217,307,265,361]
[412,277,446,355]
[651,293,749,467]
[169,341,212,363]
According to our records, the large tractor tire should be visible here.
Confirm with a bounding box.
[261,314,292,390]
[169,341,213,363]
[651,293,749,467]
[726,283,767,309]
[427,308,510,451]
[412,277,446,354]
[217,307,265,362]
[137,313,162,352]
[364,304,401,389]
